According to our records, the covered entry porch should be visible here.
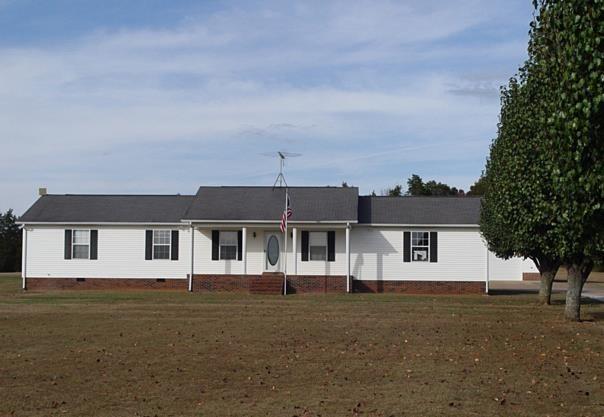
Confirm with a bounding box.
[186,222,352,294]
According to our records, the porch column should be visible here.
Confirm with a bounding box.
[345,223,351,293]
[188,224,194,292]
[22,227,27,290]
[292,227,297,275]
[242,227,247,274]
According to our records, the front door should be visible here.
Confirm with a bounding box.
[264,232,281,272]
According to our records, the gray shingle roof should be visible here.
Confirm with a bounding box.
[19,195,194,223]
[358,196,481,225]
[182,186,359,222]
[18,189,482,225]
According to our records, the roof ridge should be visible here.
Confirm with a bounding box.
[197,185,359,189]
[46,194,195,197]
[360,195,481,199]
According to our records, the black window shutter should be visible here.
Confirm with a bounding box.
[145,230,153,260]
[211,230,219,260]
[237,230,243,261]
[301,231,309,262]
[171,230,179,260]
[403,231,411,263]
[430,231,438,263]
[64,229,72,260]
[327,231,336,262]
[90,230,98,260]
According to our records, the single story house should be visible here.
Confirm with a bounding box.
[18,186,537,294]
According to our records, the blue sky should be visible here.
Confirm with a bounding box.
[0,0,533,214]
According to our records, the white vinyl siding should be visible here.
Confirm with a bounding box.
[294,230,345,275]
[193,228,347,276]
[350,227,536,281]
[24,225,536,281]
[488,251,537,281]
[25,226,190,279]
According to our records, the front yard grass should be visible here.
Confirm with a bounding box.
[0,275,602,416]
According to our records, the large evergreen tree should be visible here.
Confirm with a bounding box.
[481,75,561,305]
[529,0,603,320]
[483,0,603,319]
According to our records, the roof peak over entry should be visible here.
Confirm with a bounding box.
[182,186,359,222]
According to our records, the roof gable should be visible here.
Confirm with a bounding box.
[182,186,359,222]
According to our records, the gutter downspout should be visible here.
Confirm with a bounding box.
[485,245,490,294]
[21,227,27,290]
[242,227,247,275]
[346,222,351,293]
[189,223,194,292]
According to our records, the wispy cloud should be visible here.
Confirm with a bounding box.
[0,0,531,213]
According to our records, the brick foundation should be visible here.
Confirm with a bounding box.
[192,275,256,292]
[25,277,187,291]
[522,272,541,281]
[25,276,485,295]
[353,280,485,294]
[192,274,347,294]
[286,275,347,294]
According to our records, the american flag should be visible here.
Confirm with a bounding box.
[280,195,293,233]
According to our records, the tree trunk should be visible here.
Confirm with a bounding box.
[538,269,556,305]
[564,261,594,322]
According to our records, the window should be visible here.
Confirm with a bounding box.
[219,231,237,260]
[153,230,171,260]
[72,230,90,259]
[411,231,430,262]
[309,232,327,261]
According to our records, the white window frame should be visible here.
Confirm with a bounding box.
[152,230,171,260]
[72,229,90,260]
[309,231,328,261]
[411,231,430,262]
[219,231,238,261]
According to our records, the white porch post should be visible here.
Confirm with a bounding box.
[292,227,297,275]
[242,227,247,274]
[346,223,351,293]
[21,227,27,290]
[188,224,194,292]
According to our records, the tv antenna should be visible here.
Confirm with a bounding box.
[262,151,301,188]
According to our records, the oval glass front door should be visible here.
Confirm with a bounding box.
[267,235,279,266]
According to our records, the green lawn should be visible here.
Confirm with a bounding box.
[1,275,603,417]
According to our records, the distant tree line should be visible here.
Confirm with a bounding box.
[0,210,21,272]
[376,174,486,197]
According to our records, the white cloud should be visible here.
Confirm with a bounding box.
[0,0,530,213]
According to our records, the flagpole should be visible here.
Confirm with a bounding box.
[283,187,288,295]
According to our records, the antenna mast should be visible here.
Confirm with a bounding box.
[273,151,288,188]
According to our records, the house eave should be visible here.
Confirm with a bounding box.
[183,219,358,227]
[359,223,479,228]
[17,221,186,226]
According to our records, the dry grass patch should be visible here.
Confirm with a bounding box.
[0,275,603,416]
